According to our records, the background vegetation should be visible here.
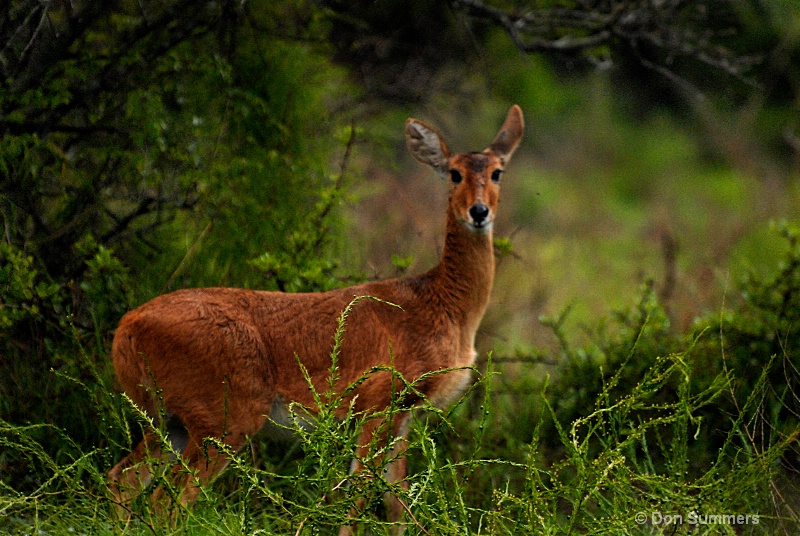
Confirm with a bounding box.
[2,0,800,533]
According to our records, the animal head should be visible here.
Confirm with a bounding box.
[405,105,524,232]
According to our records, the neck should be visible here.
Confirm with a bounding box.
[425,206,495,323]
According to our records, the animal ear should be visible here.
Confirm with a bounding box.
[405,118,451,178]
[487,105,524,165]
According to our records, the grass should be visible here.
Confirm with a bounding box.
[2,294,798,535]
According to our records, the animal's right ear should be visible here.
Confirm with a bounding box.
[405,119,451,178]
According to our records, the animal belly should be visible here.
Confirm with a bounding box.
[261,397,318,441]
[428,367,474,408]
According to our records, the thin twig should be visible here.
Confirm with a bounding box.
[160,220,214,293]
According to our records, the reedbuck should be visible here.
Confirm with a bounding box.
[109,105,524,533]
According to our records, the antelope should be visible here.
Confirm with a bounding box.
[108,105,524,534]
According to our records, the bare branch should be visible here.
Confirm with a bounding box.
[452,0,761,86]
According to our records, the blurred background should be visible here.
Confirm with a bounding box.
[2,0,800,502]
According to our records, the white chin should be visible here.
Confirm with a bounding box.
[466,220,493,233]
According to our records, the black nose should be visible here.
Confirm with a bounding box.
[469,203,490,226]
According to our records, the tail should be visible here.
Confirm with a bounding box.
[112,315,155,417]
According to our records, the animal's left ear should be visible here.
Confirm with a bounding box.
[487,105,524,165]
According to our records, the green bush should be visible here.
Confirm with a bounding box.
[0,242,62,332]
[1,3,356,496]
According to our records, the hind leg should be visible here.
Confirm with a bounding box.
[149,430,229,508]
[155,395,272,507]
[109,430,166,513]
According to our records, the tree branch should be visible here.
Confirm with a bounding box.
[452,0,761,85]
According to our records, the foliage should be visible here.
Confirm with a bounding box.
[1,298,796,534]
[322,0,800,112]
[493,352,789,534]
[511,223,800,489]
[1,0,353,295]
[247,124,361,293]
[0,242,62,332]
[1,0,357,493]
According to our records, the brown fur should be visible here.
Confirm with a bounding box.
[108,105,524,534]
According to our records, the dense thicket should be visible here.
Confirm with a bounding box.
[1,1,354,478]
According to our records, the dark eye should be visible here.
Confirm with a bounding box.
[491,169,503,183]
[449,170,463,184]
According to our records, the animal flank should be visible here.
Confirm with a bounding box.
[108,105,524,535]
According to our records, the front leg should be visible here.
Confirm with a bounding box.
[339,412,411,536]
[382,434,409,535]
